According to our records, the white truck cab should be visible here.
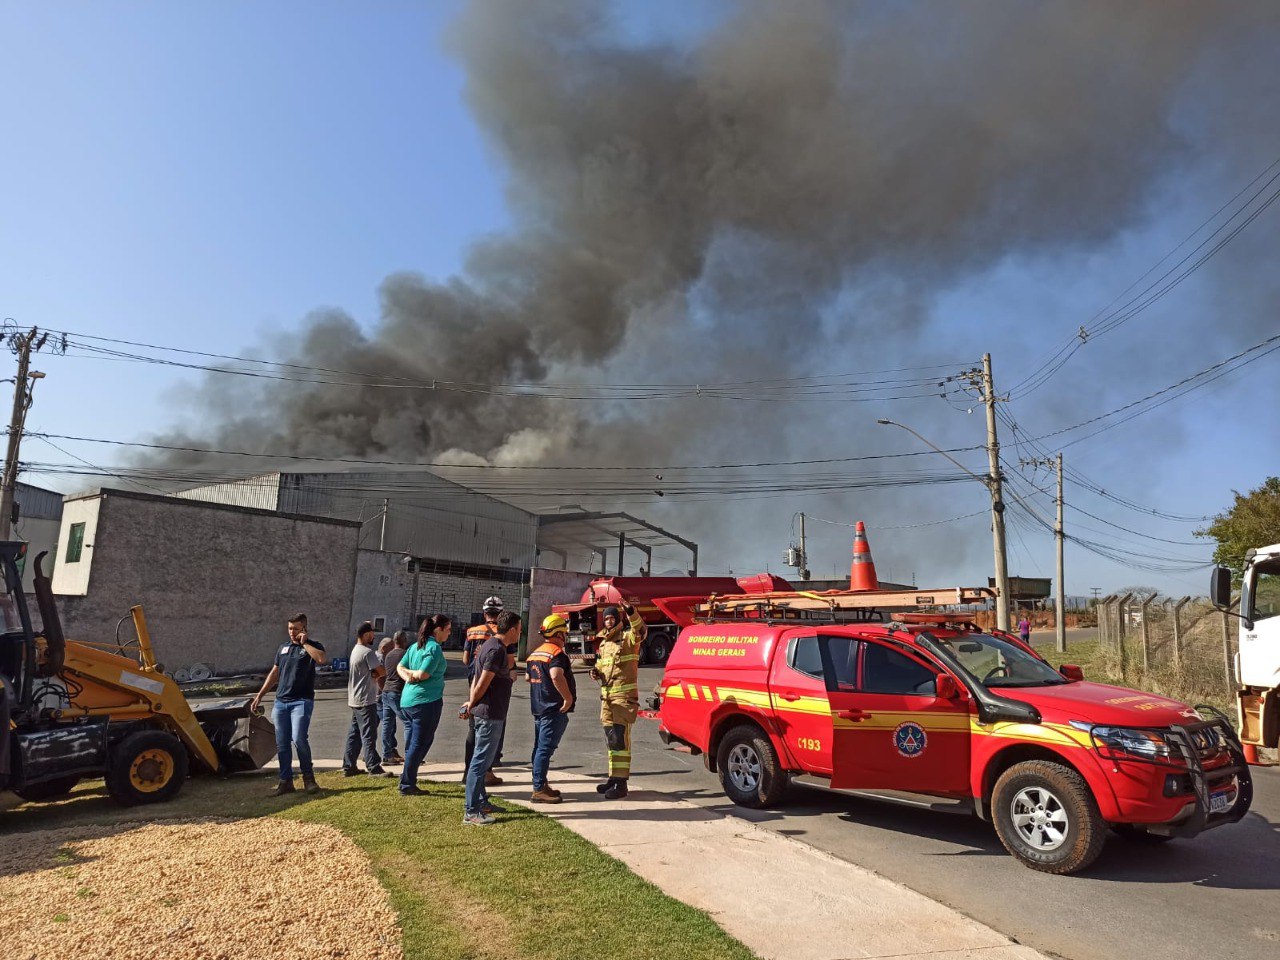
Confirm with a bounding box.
[1212,546,1280,749]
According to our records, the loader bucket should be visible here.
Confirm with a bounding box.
[192,698,276,773]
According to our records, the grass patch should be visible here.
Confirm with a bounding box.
[2,774,756,960]
[1053,636,1234,718]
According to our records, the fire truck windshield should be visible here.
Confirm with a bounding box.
[930,632,1067,688]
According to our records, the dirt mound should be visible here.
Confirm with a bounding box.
[0,817,402,960]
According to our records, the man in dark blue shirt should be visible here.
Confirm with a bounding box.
[527,614,576,804]
[251,613,328,796]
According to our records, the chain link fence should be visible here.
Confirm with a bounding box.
[1093,592,1238,710]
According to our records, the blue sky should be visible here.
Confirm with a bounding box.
[2,1,1278,598]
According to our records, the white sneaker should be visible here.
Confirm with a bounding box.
[462,812,496,826]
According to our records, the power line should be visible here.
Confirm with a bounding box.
[44,328,975,402]
[803,510,987,530]
[27,430,986,473]
[1007,152,1280,398]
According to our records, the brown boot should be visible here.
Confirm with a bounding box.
[544,784,562,798]
[270,779,296,797]
[484,770,503,786]
[530,787,562,804]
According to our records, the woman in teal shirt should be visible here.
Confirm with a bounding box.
[396,614,450,796]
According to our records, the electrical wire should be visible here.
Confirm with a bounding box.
[25,430,987,473]
[1007,152,1280,399]
[44,328,976,403]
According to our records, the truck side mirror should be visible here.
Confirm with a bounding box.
[935,674,961,699]
[1059,664,1084,682]
[1209,566,1232,609]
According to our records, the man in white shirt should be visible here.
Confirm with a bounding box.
[343,622,391,777]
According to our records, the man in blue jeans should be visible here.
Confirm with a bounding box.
[251,613,328,796]
[461,610,519,825]
[380,631,409,763]
[526,614,576,803]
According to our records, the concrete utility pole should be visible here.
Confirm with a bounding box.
[0,328,44,541]
[877,406,1010,628]
[981,354,1012,631]
[799,512,810,581]
[1054,453,1065,653]
[1018,451,1066,651]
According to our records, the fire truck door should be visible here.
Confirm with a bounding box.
[822,636,971,794]
[767,633,837,774]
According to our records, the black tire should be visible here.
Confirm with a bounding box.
[105,729,189,806]
[716,724,789,808]
[991,760,1105,874]
[645,632,672,665]
[14,775,80,803]
[1111,824,1176,844]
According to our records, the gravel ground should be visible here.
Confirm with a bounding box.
[1,818,403,960]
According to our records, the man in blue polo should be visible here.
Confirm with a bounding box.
[251,612,328,796]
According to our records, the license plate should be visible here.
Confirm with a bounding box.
[1209,789,1234,814]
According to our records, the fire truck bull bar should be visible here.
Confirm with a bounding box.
[1153,707,1253,838]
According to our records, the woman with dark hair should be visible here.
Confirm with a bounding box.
[396,614,450,796]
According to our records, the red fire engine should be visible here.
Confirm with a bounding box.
[651,586,1253,874]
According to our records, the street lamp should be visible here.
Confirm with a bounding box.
[876,418,1012,630]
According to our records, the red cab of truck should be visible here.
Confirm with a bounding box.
[554,574,791,664]
[654,600,1253,874]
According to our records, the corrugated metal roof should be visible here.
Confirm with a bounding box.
[176,469,538,570]
[15,481,64,520]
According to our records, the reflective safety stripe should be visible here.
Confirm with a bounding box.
[603,683,638,694]
[617,654,639,664]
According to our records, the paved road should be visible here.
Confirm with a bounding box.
[298,659,1279,960]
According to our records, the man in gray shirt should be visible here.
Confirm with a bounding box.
[343,622,391,776]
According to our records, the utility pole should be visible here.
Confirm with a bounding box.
[1054,453,1065,653]
[799,512,810,581]
[0,328,44,541]
[1018,451,1067,652]
[379,498,390,551]
[981,354,1012,631]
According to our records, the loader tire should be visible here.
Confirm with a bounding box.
[106,729,188,806]
[15,775,80,803]
[717,724,788,808]
[992,760,1105,874]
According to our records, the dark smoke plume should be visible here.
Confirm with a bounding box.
[152,0,1280,577]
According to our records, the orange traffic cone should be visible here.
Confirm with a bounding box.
[850,521,879,591]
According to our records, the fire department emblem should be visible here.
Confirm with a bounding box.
[893,721,927,758]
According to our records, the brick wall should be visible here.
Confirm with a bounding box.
[407,569,526,648]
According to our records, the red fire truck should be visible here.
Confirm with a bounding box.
[651,586,1253,874]
[554,573,791,664]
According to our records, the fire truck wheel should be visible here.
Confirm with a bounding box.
[1111,824,1176,844]
[105,729,189,806]
[645,632,672,664]
[717,724,788,808]
[991,760,1105,874]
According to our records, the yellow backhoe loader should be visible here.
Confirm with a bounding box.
[2,542,273,805]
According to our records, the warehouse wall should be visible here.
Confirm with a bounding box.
[527,568,596,643]
[54,489,360,675]
[407,565,525,649]
[350,549,412,641]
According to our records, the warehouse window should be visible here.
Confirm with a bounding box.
[66,522,86,563]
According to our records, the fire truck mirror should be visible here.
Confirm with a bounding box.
[1059,664,1085,682]
[935,674,962,699]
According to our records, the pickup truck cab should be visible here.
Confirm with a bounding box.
[655,610,1253,874]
